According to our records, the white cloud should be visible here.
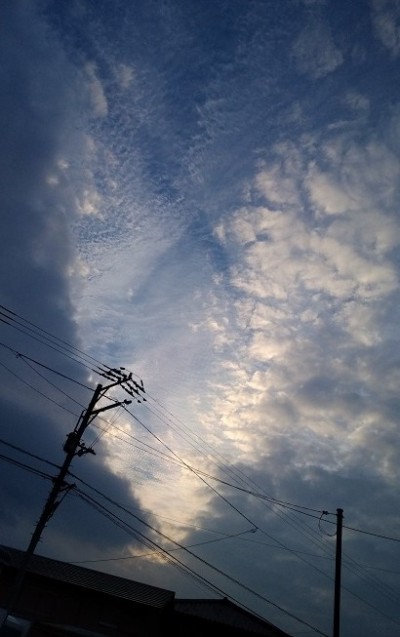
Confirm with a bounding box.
[254,143,304,207]
[292,20,344,79]
[114,63,135,89]
[343,90,370,114]
[371,0,400,57]
[254,167,299,207]
[85,62,108,117]
[336,302,382,346]
[196,127,400,481]
[76,186,103,217]
[307,165,361,214]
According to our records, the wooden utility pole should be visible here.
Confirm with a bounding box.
[1,371,144,628]
[333,508,344,637]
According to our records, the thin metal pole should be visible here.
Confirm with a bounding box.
[333,508,344,637]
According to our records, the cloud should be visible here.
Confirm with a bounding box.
[200,125,400,496]
[292,19,344,79]
[0,0,164,572]
[370,0,400,57]
[343,90,370,114]
[0,2,85,321]
[114,63,135,89]
[85,62,108,117]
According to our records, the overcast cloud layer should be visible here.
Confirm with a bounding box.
[1,2,400,636]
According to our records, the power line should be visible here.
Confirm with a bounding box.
[19,354,91,402]
[0,440,398,631]
[2,435,400,546]
[69,472,400,630]
[2,319,396,543]
[72,486,329,637]
[1,378,138,629]
[1,307,400,626]
[0,439,59,469]
[342,524,400,544]
[0,340,93,390]
[0,305,104,372]
[0,453,55,482]
[0,304,144,388]
[0,360,79,417]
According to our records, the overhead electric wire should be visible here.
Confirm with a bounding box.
[123,403,262,532]
[71,481,400,629]
[0,348,144,451]
[2,347,395,558]
[0,313,356,535]
[0,436,306,552]
[73,486,306,631]
[117,406,400,614]
[342,524,400,543]
[123,410,346,603]
[2,434,399,547]
[123,404,326,512]
[0,439,59,470]
[0,436,365,572]
[0,453,55,482]
[0,458,396,628]
[1,306,399,626]
[116,363,351,576]
[0,437,251,541]
[122,405,341,576]
[69,444,396,621]
[1,310,331,546]
[72,488,247,601]
[19,355,87,407]
[0,341,93,390]
[4,300,323,542]
[94,416,332,520]
[72,486,329,637]
[0,360,79,417]
[0,437,398,630]
[0,304,143,392]
[340,550,400,607]
[125,386,344,567]
[0,304,105,372]
[0,363,399,545]
[72,537,335,566]
[0,319,94,373]
[71,528,257,565]
[121,388,400,613]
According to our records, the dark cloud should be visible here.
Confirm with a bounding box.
[0,0,156,571]
[0,2,80,321]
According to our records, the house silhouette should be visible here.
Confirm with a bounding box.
[0,546,292,637]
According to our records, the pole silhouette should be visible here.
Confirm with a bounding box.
[333,508,344,637]
[1,373,143,627]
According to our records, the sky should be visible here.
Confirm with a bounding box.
[0,1,400,635]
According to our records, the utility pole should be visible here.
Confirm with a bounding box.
[1,369,145,628]
[333,508,344,637]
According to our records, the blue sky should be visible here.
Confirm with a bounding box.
[1,1,400,636]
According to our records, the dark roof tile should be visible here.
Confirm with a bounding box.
[0,546,174,609]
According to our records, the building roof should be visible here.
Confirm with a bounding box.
[0,545,175,610]
[0,547,292,635]
[174,599,292,636]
